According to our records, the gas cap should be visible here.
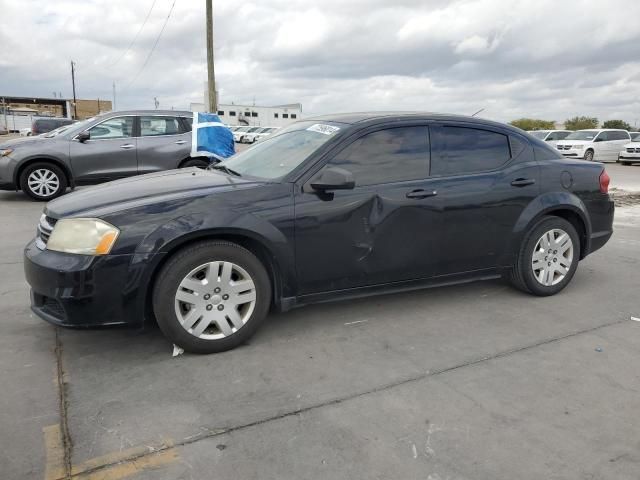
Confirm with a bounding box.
[561,171,573,189]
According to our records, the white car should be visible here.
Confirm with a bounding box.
[19,127,32,137]
[618,133,640,165]
[555,129,631,162]
[243,126,280,144]
[527,130,572,146]
[232,126,252,143]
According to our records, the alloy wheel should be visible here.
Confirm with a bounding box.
[174,261,257,340]
[531,228,574,286]
[27,169,60,197]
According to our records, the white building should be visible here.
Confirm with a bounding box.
[191,100,302,128]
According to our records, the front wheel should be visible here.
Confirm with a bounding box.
[152,241,272,354]
[19,162,68,201]
[584,150,594,162]
[508,216,580,296]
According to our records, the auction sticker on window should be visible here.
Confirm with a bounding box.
[306,124,340,135]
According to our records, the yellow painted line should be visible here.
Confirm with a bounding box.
[73,449,179,480]
[43,424,66,480]
[70,440,175,476]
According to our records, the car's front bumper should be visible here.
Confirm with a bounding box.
[619,153,640,161]
[23,240,158,328]
[559,148,585,158]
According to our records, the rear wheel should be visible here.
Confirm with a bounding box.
[508,216,580,296]
[180,158,210,169]
[19,162,67,201]
[152,241,271,354]
[584,150,594,162]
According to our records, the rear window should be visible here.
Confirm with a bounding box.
[432,126,511,176]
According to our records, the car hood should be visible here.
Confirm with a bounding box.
[0,136,53,149]
[45,168,264,218]
[623,142,639,148]
[556,140,592,146]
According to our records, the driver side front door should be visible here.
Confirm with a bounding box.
[294,125,442,295]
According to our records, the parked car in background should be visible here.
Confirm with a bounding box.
[20,128,32,136]
[618,133,640,165]
[236,126,263,144]
[555,129,631,162]
[527,130,572,146]
[232,126,252,143]
[24,112,614,354]
[0,110,208,200]
[31,117,74,136]
[241,126,280,144]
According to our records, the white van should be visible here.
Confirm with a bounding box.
[555,129,631,162]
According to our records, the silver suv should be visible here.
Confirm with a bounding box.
[0,110,206,200]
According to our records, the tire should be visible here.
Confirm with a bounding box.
[19,162,68,201]
[584,150,594,162]
[508,216,580,296]
[152,241,272,354]
[180,158,210,169]
[620,161,631,166]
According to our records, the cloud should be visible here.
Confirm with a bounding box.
[1,0,640,125]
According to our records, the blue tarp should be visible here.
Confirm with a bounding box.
[190,112,235,161]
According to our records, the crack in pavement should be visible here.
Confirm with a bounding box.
[55,328,73,479]
[68,316,631,478]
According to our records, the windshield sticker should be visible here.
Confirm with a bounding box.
[306,124,340,135]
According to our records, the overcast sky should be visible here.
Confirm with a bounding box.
[1,0,640,125]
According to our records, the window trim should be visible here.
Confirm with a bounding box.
[429,123,516,178]
[299,122,432,191]
[138,115,187,138]
[78,114,137,141]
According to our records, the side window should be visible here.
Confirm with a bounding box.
[140,116,181,136]
[328,126,430,187]
[88,117,133,139]
[546,132,558,141]
[595,132,609,142]
[611,131,629,141]
[432,126,511,176]
[557,131,570,140]
[180,116,193,132]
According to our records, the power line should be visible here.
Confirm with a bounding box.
[125,0,177,91]
[110,0,158,67]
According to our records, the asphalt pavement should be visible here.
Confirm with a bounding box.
[1,165,639,480]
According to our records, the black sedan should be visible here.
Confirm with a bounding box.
[24,113,614,353]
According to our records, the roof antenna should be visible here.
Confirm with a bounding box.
[471,108,485,117]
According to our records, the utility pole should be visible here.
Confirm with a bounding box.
[70,61,77,119]
[112,81,117,111]
[206,0,217,112]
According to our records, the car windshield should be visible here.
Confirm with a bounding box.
[218,121,343,180]
[631,132,640,141]
[565,130,599,141]
[529,131,549,139]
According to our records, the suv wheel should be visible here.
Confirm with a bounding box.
[584,150,594,162]
[509,216,580,296]
[180,158,210,169]
[20,162,68,201]
[152,241,271,354]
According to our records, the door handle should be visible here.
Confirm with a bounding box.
[119,144,135,149]
[175,140,187,145]
[511,178,535,187]
[406,189,438,199]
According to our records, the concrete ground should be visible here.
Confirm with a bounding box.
[1,166,639,480]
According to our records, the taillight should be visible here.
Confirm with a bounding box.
[599,169,610,194]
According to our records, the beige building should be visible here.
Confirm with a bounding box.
[0,95,112,120]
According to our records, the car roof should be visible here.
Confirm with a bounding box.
[301,111,521,131]
[101,110,192,116]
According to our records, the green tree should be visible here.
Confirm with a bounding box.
[602,119,631,130]
[564,116,599,130]
[509,118,556,131]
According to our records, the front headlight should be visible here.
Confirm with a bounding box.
[47,218,120,255]
[0,148,13,157]
[573,145,584,150]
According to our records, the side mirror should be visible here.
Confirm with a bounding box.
[310,167,355,191]
[76,131,90,142]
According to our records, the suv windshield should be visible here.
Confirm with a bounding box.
[529,131,549,139]
[565,130,599,141]
[631,132,640,142]
[219,121,343,179]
